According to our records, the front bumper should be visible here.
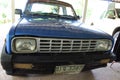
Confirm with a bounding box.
[1,45,116,75]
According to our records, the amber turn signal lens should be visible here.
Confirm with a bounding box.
[100,59,110,64]
[14,63,33,69]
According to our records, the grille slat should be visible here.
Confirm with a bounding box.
[38,38,97,53]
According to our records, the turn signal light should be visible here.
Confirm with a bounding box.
[14,63,33,69]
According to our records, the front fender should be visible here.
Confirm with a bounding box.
[1,43,12,73]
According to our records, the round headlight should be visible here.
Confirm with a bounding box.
[12,37,37,53]
[96,39,112,51]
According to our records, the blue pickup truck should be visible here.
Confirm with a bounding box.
[1,0,115,75]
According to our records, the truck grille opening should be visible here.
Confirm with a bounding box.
[37,38,97,53]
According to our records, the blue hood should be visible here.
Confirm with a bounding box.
[14,18,112,39]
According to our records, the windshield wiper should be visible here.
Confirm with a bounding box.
[27,12,60,17]
[26,13,76,19]
[60,15,76,19]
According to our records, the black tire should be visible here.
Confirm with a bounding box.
[113,31,120,61]
[6,71,27,76]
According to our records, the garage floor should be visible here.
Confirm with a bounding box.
[0,24,120,80]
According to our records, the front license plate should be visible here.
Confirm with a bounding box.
[54,65,85,74]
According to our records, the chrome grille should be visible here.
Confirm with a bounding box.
[37,38,97,53]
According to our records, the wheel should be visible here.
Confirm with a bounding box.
[113,31,120,61]
[6,72,27,76]
[113,31,120,45]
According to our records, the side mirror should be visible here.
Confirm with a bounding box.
[107,15,116,19]
[15,9,22,16]
[90,22,94,26]
[110,16,116,19]
[77,16,81,19]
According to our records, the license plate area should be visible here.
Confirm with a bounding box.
[54,65,84,74]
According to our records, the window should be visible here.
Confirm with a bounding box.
[25,2,74,17]
[105,10,115,19]
[116,9,120,18]
[31,3,59,14]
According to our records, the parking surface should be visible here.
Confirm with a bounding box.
[0,24,120,80]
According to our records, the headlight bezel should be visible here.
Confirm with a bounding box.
[11,37,37,53]
[96,39,112,51]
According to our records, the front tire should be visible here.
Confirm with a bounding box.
[113,31,120,61]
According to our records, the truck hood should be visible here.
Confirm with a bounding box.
[14,18,112,39]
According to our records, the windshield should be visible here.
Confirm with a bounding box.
[116,9,120,18]
[24,2,76,19]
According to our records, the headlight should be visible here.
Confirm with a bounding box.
[96,39,112,51]
[12,37,37,53]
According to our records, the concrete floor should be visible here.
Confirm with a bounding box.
[1,24,120,80]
